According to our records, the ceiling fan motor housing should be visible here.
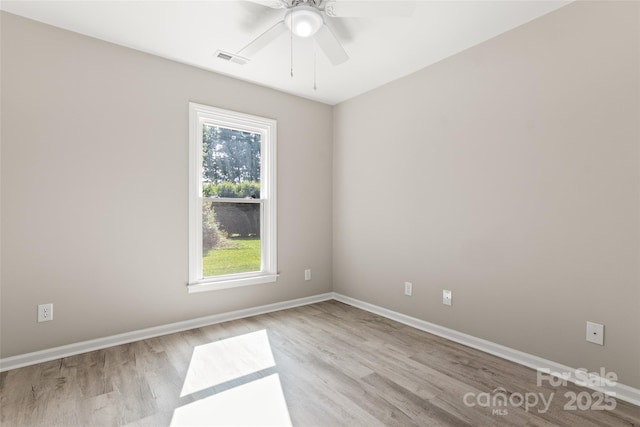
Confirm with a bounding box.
[285,6,324,38]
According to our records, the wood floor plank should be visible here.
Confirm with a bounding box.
[1,300,638,426]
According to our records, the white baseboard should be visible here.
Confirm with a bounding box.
[0,292,334,373]
[2,291,638,407]
[332,293,640,407]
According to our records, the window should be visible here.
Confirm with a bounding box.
[188,103,277,292]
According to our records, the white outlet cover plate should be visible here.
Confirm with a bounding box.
[38,303,53,322]
[404,282,412,296]
[586,321,604,345]
[443,290,452,306]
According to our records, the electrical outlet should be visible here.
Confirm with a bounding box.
[586,321,604,345]
[404,282,412,296]
[443,290,452,306]
[304,269,311,281]
[38,304,53,322]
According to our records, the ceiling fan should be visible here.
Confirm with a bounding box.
[237,0,416,66]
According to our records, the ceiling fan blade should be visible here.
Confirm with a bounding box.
[314,25,349,65]
[324,16,354,43]
[242,0,287,9]
[324,1,416,18]
[238,1,286,32]
[238,21,287,57]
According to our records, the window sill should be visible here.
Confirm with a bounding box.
[187,274,278,293]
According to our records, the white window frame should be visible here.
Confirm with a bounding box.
[188,103,277,293]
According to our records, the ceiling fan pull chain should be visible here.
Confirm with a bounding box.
[290,12,294,77]
[313,49,317,90]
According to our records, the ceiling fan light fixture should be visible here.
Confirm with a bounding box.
[285,7,323,38]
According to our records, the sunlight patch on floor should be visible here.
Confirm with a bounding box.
[174,329,291,426]
[172,373,292,426]
[180,329,276,397]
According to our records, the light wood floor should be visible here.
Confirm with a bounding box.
[1,301,639,426]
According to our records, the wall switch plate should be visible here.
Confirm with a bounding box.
[443,290,452,306]
[38,304,53,322]
[404,282,412,296]
[586,321,604,345]
[304,269,311,281]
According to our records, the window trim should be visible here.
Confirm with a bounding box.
[187,103,277,293]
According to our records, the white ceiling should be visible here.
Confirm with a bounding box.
[1,0,571,105]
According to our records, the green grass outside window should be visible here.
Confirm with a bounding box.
[202,237,260,277]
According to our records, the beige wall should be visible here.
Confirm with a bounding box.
[0,12,333,357]
[333,1,640,388]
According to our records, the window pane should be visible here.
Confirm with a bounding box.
[202,125,261,198]
[202,201,261,277]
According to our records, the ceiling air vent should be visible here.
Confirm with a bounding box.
[214,50,249,65]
